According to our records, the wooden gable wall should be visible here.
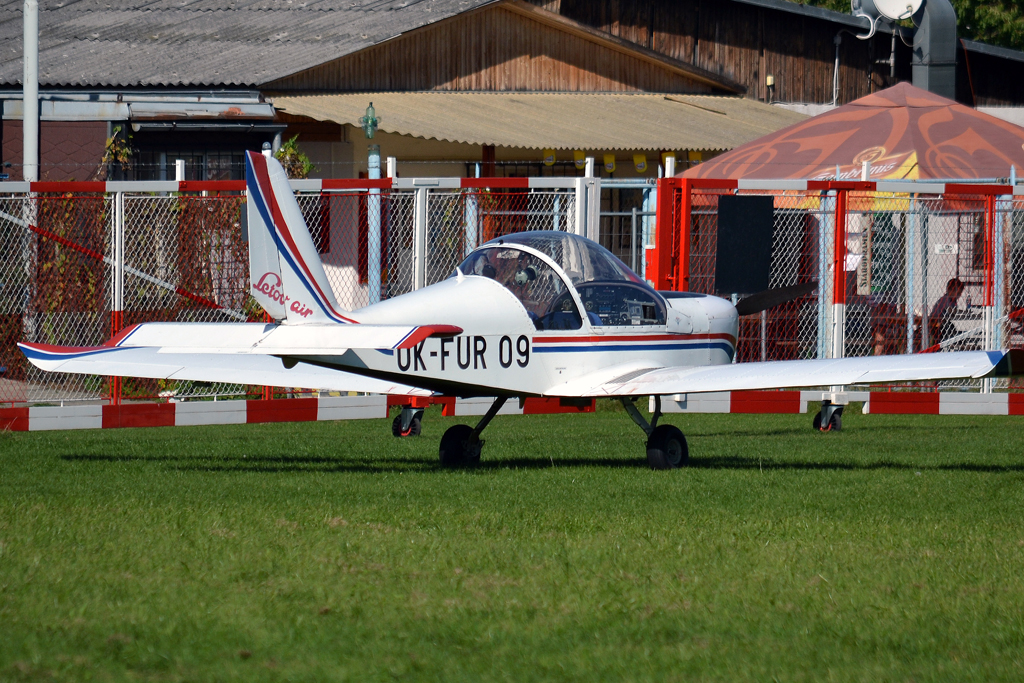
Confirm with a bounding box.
[265,4,728,94]
[530,0,912,105]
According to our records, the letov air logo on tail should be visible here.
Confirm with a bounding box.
[254,271,314,318]
[255,272,288,305]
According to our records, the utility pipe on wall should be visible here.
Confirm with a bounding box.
[912,0,957,99]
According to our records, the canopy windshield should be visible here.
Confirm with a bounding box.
[480,231,643,286]
[456,231,667,328]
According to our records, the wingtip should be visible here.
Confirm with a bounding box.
[991,348,1024,377]
[393,325,465,350]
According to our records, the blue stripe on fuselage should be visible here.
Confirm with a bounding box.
[533,342,734,354]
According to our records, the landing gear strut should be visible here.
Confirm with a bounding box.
[621,396,689,470]
[392,406,423,437]
[438,397,508,468]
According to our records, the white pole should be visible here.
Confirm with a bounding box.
[368,144,382,303]
[906,204,915,353]
[386,156,397,179]
[573,178,586,236]
[413,187,427,290]
[175,159,184,181]
[584,158,600,243]
[465,162,479,255]
[114,191,124,320]
[22,0,38,182]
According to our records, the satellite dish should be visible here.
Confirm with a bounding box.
[851,0,922,39]
[852,0,923,21]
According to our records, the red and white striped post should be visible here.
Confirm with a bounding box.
[109,191,125,405]
[983,193,997,392]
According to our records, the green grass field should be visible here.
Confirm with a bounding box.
[1,406,1023,682]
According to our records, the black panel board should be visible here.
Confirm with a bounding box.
[715,195,775,294]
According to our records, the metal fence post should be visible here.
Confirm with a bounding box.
[413,187,427,290]
[816,192,832,360]
[831,189,848,361]
[21,192,36,348]
[919,199,931,349]
[640,185,655,281]
[573,178,586,236]
[464,190,479,257]
[368,187,382,305]
[994,194,1009,352]
[906,198,916,353]
[586,177,601,243]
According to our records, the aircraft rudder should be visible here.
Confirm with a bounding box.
[244,151,355,324]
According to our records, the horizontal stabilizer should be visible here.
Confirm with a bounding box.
[19,320,463,393]
[104,321,462,355]
[19,342,428,395]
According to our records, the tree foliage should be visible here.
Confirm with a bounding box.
[796,0,1024,51]
[274,135,315,179]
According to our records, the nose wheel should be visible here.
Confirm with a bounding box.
[813,400,844,432]
[392,407,423,437]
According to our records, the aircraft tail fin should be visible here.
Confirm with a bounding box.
[245,151,356,324]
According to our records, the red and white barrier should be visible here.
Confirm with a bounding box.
[655,391,1024,416]
[0,395,596,432]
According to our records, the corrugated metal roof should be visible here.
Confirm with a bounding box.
[962,39,1024,64]
[733,0,887,32]
[0,0,498,87]
[270,91,807,151]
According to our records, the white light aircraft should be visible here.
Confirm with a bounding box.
[20,153,1023,468]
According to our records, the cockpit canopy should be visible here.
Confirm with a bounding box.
[456,231,666,331]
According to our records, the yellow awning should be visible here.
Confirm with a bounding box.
[269,92,806,152]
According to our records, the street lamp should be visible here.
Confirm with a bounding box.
[359,102,381,179]
[359,102,379,139]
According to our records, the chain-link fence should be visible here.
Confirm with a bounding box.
[685,190,831,363]
[121,193,254,401]
[0,181,579,406]
[656,180,1024,391]
[0,193,111,403]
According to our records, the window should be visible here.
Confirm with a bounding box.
[459,247,582,331]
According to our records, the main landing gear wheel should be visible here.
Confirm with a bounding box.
[646,424,689,470]
[437,397,508,468]
[621,396,690,470]
[438,424,480,468]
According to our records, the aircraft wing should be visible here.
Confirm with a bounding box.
[17,320,463,395]
[546,350,1024,397]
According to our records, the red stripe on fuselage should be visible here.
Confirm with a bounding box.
[533,333,736,344]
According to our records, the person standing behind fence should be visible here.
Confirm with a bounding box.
[929,278,965,347]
